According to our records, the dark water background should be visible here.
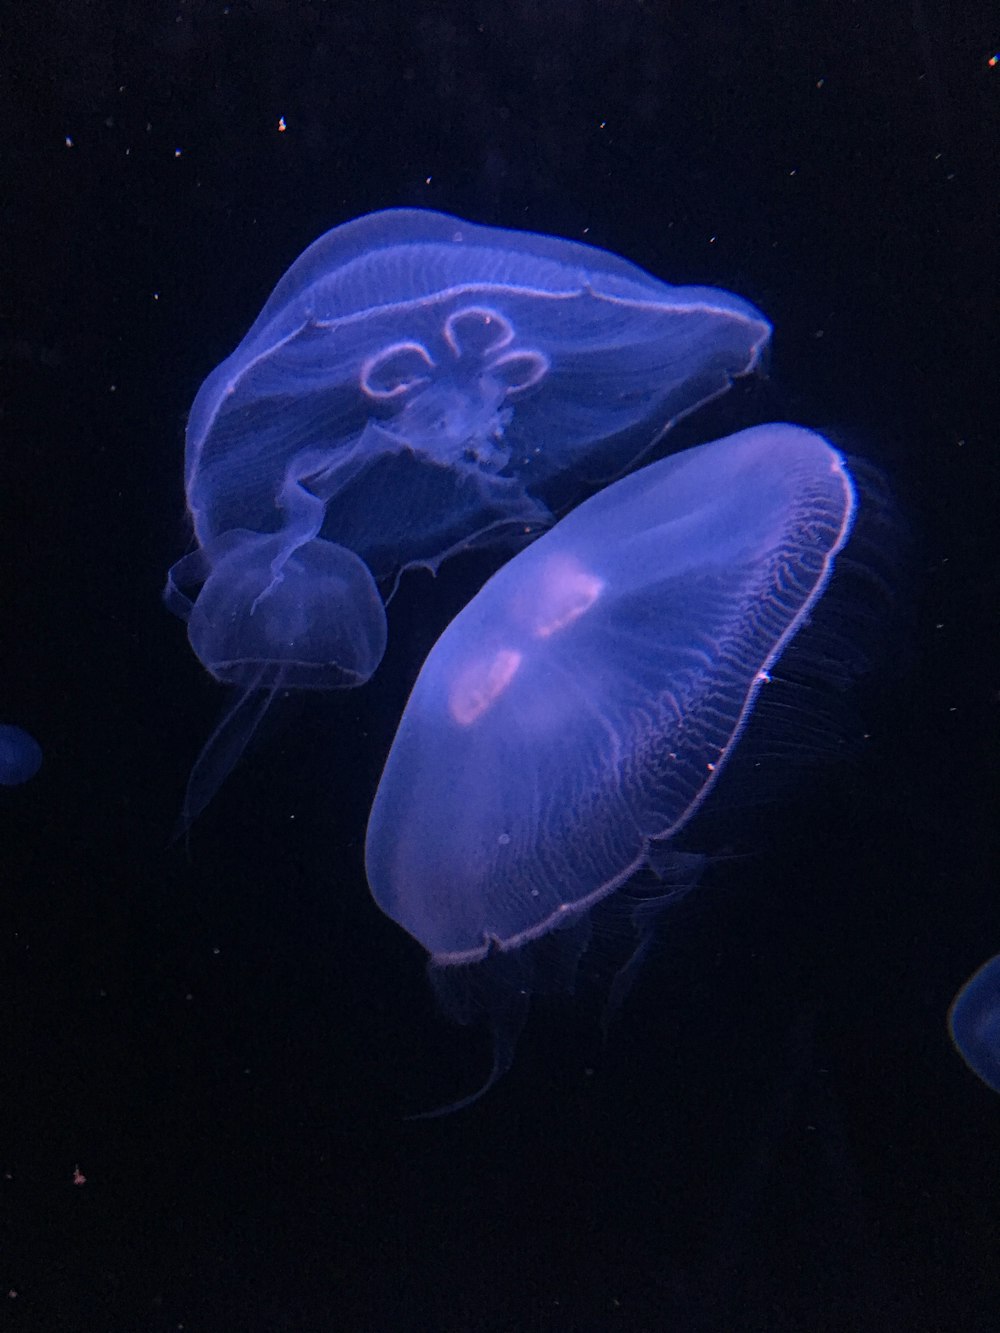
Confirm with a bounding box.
[2,2,997,1328]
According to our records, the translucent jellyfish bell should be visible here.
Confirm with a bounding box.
[166,531,386,692]
[366,423,858,1107]
[180,209,770,574]
[949,954,1000,1093]
[164,532,386,827]
[166,208,771,822]
[0,724,42,786]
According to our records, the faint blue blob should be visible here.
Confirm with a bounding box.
[366,424,858,1110]
[949,954,1000,1093]
[0,724,42,786]
[166,208,771,825]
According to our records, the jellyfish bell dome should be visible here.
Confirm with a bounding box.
[182,207,772,579]
[0,724,42,786]
[365,423,862,1112]
[366,423,857,964]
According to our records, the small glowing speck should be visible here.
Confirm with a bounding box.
[64,136,74,148]
[174,148,183,158]
[988,53,998,67]
[425,175,432,184]
[278,116,287,133]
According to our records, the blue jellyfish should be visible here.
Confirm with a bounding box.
[366,423,858,1107]
[0,724,42,786]
[949,955,1000,1093]
[166,208,770,823]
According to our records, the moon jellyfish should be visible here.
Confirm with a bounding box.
[949,954,1000,1093]
[366,423,858,1109]
[166,208,770,825]
[0,724,42,786]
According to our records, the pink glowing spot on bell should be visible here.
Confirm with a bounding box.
[448,648,523,726]
[531,554,604,639]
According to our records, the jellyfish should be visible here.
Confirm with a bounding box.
[365,423,858,1108]
[0,724,42,786]
[166,208,771,823]
[949,954,1000,1093]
